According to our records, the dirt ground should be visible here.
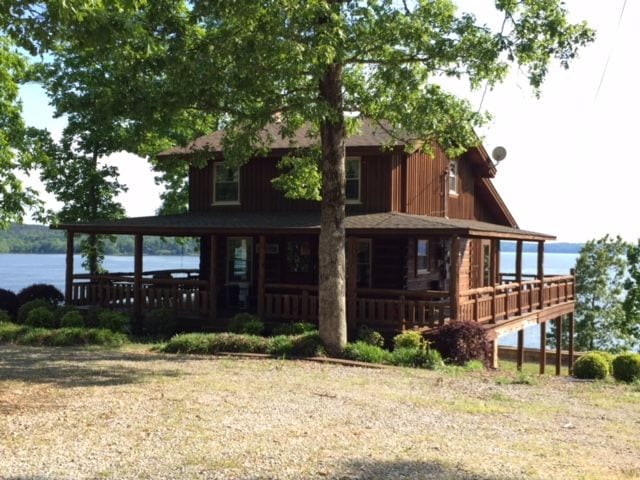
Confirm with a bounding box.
[1,345,639,480]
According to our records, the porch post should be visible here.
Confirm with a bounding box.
[257,235,266,319]
[517,329,524,371]
[450,235,460,320]
[134,234,143,331]
[346,236,357,335]
[208,235,217,325]
[516,240,523,315]
[491,239,500,285]
[65,231,74,305]
[537,240,545,309]
[555,315,563,376]
[568,312,575,375]
[539,321,547,374]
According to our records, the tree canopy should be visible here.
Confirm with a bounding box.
[7,0,594,352]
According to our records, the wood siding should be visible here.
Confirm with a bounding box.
[189,152,393,213]
[404,148,446,216]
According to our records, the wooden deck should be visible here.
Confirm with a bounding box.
[69,270,574,336]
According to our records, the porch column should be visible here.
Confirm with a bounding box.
[134,234,143,331]
[450,235,460,320]
[539,321,547,374]
[65,231,74,305]
[568,312,575,375]
[490,239,500,285]
[537,241,545,309]
[346,236,357,335]
[555,315,563,376]
[517,329,525,371]
[208,235,217,325]
[516,240,523,315]
[257,235,266,319]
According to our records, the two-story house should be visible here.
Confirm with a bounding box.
[56,119,576,371]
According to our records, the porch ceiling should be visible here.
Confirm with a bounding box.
[53,211,555,241]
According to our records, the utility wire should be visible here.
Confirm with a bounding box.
[595,0,628,100]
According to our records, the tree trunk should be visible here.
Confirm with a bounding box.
[87,150,100,276]
[318,61,347,356]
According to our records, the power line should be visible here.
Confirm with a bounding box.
[595,0,628,100]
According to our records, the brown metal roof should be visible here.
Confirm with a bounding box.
[158,119,409,157]
[54,211,554,241]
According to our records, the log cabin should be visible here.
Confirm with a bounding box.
[55,119,576,371]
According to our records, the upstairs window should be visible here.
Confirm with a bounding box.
[346,157,361,203]
[417,239,429,274]
[448,159,458,194]
[213,162,240,204]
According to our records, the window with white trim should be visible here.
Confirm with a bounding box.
[213,162,240,204]
[346,157,361,203]
[448,159,458,194]
[417,239,429,274]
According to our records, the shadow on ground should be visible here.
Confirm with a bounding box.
[0,345,190,388]
[338,459,521,480]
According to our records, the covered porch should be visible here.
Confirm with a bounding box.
[58,211,576,372]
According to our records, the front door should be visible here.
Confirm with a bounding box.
[226,237,253,308]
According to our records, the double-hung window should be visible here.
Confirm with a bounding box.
[346,157,361,203]
[448,159,458,194]
[213,162,240,204]
[416,239,429,274]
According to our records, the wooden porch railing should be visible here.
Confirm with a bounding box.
[458,274,575,324]
[264,283,319,321]
[264,284,449,331]
[71,270,209,314]
[355,288,449,330]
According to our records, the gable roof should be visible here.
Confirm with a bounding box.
[158,119,409,157]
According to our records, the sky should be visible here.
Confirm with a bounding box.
[17,0,640,243]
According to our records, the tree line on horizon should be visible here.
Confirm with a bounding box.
[0,224,198,257]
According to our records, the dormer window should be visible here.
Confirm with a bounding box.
[213,162,240,204]
[448,159,458,194]
[346,157,361,203]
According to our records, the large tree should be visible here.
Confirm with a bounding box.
[32,0,593,353]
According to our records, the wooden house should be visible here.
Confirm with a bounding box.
[56,120,576,371]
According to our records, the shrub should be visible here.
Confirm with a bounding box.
[0,321,26,342]
[612,353,640,383]
[25,306,58,329]
[391,347,443,369]
[17,284,63,306]
[342,341,392,364]
[97,310,130,333]
[271,322,317,336]
[393,330,423,350]
[162,333,213,354]
[430,320,490,366]
[0,309,12,324]
[17,299,53,324]
[585,351,614,375]
[144,308,178,337]
[268,332,325,357]
[357,325,385,348]
[59,310,84,328]
[0,288,19,317]
[228,313,264,335]
[573,352,610,380]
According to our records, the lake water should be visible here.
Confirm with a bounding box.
[0,251,579,347]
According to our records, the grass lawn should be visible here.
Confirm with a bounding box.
[1,344,639,480]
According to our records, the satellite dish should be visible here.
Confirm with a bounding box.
[491,146,507,163]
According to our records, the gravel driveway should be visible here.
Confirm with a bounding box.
[1,345,639,480]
